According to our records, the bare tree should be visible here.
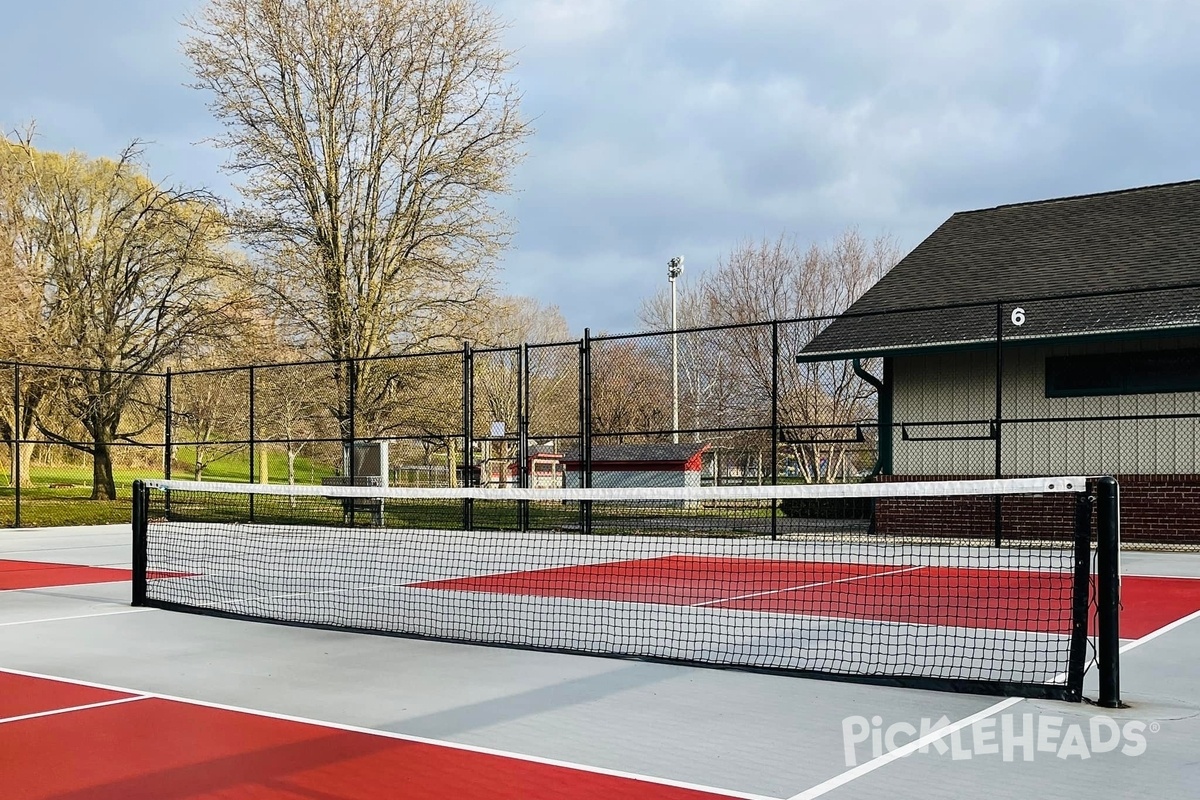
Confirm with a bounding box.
[185,0,530,446]
[0,135,46,487]
[12,139,238,499]
[589,339,672,443]
[639,230,899,482]
[705,230,900,482]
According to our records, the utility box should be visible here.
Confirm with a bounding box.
[343,440,389,485]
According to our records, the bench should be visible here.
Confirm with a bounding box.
[321,476,384,527]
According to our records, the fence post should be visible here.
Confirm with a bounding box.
[518,344,530,531]
[994,301,1004,547]
[163,369,172,515]
[770,321,779,540]
[347,359,357,483]
[12,363,20,528]
[581,329,592,535]
[462,342,474,530]
[248,366,256,521]
[163,369,173,480]
[1097,476,1122,708]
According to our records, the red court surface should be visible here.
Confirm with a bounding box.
[414,555,1200,639]
[0,671,134,719]
[1115,575,1200,638]
[414,555,1076,633]
[0,671,740,800]
[416,557,893,605]
[0,559,134,591]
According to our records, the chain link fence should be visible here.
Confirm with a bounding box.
[4,284,1200,548]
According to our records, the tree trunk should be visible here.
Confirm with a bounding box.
[92,436,117,500]
[287,446,297,485]
[17,441,34,489]
[194,445,204,482]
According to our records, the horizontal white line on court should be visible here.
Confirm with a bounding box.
[1117,572,1200,581]
[0,666,781,800]
[0,609,151,627]
[691,566,923,607]
[0,695,149,726]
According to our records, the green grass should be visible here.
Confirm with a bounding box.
[153,492,776,539]
[169,448,338,484]
[0,449,340,528]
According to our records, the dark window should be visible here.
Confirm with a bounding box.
[1045,348,1200,397]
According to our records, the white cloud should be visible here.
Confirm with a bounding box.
[4,0,1199,333]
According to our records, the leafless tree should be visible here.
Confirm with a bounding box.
[640,230,899,482]
[185,0,530,444]
[11,139,237,499]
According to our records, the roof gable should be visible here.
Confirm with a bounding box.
[803,181,1200,359]
[561,443,710,463]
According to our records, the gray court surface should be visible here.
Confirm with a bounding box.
[2,525,1199,799]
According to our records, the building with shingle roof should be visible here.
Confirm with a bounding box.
[799,181,1200,544]
[562,443,709,489]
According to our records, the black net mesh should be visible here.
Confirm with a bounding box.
[140,477,1092,699]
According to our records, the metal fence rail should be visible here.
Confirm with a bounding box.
[4,282,1200,549]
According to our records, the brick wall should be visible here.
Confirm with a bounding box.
[873,474,1200,546]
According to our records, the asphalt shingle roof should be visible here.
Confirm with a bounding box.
[561,443,709,463]
[802,181,1200,360]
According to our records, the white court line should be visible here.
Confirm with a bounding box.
[1118,573,1200,581]
[785,696,1023,800]
[691,566,923,607]
[0,609,151,628]
[1120,608,1200,654]
[0,666,780,800]
[0,695,149,726]
[784,602,1200,800]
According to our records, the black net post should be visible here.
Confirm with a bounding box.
[131,480,148,606]
[1096,476,1122,708]
[1067,487,1094,701]
[12,363,20,529]
[462,342,474,530]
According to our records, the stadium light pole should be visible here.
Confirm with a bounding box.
[667,256,684,445]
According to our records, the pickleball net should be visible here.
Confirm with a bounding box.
[132,476,1104,700]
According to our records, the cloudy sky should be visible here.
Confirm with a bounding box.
[3,0,1198,335]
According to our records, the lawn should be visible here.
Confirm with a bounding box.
[0,450,339,528]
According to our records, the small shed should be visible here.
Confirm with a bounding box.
[562,443,710,489]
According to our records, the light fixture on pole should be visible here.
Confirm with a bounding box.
[667,256,684,445]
